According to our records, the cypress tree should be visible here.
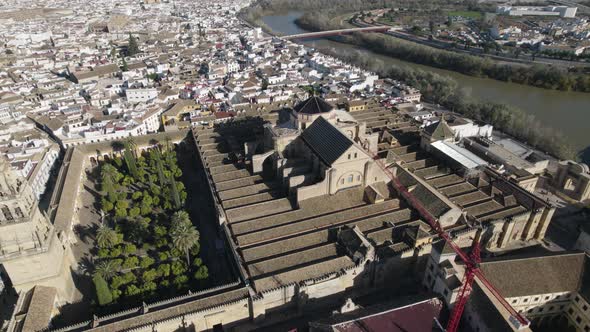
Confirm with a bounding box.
[127,33,139,56]
[123,141,138,178]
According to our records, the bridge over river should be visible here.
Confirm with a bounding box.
[282,26,390,40]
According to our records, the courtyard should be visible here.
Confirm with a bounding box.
[50,136,237,328]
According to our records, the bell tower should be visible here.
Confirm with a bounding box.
[0,157,75,302]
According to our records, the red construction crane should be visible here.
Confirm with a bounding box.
[446,239,480,332]
[371,155,529,332]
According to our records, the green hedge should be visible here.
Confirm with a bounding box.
[93,275,113,306]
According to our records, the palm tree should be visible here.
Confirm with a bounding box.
[148,138,160,150]
[101,163,117,177]
[171,211,190,227]
[170,211,199,265]
[94,260,119,280]
[101,164,122,186]
[96,224,118,249]
[111,141,125,155]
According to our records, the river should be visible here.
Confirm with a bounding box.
[262,12,590,157]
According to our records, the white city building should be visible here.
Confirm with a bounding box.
[497,5,577,18]
[126,88,159,103]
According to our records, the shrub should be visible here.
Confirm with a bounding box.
[194,265,209,280]
[158,251,170,261]
[173,275,189,289]
[111,289,122,301]
[110,246,123,258]
[154,226,167,238]
[98,248,110,258]
[132,191,143,200]
[192,257,203,267]
[110,272,135,289]
[157,263,170,277]
[124,244,137,255]
[150,185,161,196]
[116,200,129,210]
[111,259,123,269]
[140,203,151,216]
[122,256,139,269]
[117,191,127,201]
[156,238,168,248]
[190,243,201,257]
[125,284,142,297]
[115,207,128,218]
[171,261,186,276]
[143,281,157,293]
[123,272,136,284]
[142,269,158,282]
[128,207,141,218]
[93,275,113,306]
[101,199,114,212]
[170,248,182,258]
[140,256,155,269]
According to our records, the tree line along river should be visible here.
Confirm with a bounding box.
[262,12,590,159]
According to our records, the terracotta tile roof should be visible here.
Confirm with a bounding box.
[21,286,57,332]
[311,295,443,332]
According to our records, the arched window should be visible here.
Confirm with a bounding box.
[348,175,354,183]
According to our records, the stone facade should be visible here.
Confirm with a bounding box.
[0,158,76,302]
[553,160,590,202]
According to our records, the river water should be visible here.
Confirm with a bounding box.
[262,12,590,155]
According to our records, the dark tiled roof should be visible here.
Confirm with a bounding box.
[479,252,587,298]
[423,119,454,140]
[301,117,353,166]
[293,96,333,115]
[397,167,418,188]
[253,256,355,291]
[410,184,451,218]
